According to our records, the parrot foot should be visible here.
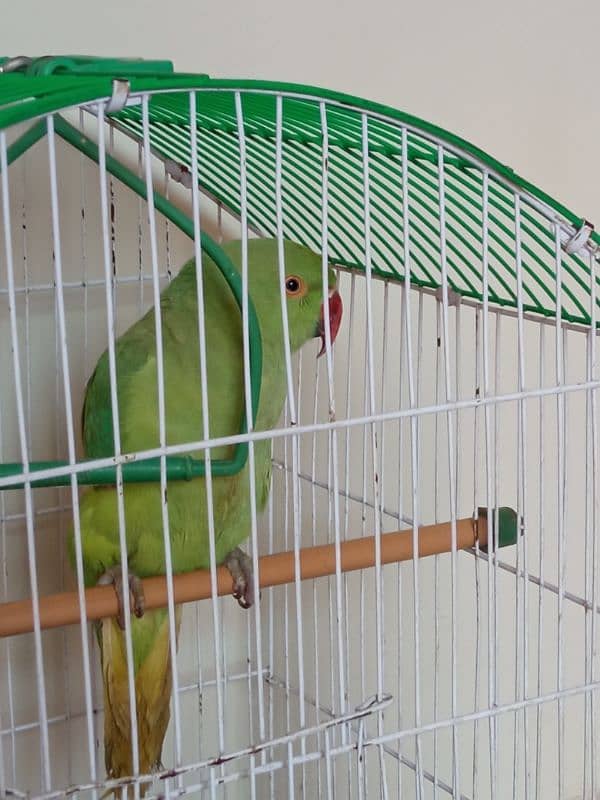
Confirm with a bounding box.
[223,547,256,610]
[98,566,145,630]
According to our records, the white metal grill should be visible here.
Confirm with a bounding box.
[0,68,599,800]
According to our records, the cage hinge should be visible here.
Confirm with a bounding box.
[562,219,594,255]
[165,159,194,189]
[434,285,462,306]
[104,79,131,115]
[0,55,33,73]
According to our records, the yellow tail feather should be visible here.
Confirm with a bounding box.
[100,606,182,794]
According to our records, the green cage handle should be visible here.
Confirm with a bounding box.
[0,114,263,490]
[0,55,179,78]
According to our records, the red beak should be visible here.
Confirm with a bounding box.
[316,289,343,357]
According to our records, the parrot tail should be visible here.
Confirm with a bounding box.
[100,606,182,797]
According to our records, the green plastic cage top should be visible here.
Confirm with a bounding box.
[0,54,598,490]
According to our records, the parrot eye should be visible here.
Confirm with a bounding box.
[285,275,307,298]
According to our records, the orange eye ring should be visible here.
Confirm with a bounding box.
[285,275,307,298]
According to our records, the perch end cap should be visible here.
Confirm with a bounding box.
[477,506,520,553]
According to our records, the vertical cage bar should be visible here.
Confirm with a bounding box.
[140,93,183,771]
[96,103,141,790]
[46,115,98,793]
[0,129,52,794]
[402,125,424,800]
[437,143,460,799]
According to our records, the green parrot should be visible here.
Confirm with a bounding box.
[69,238,342,786]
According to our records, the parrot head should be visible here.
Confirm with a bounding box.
[222,238,343,357]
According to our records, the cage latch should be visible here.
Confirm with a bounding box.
[562,219,594,255]
[355,694,392,765]
[354,693,393,713]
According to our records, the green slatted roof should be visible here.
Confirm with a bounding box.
[2,55,599,326]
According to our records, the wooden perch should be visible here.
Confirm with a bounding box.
[0,508,518,638]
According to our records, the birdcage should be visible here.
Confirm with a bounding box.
[0,55,598,800]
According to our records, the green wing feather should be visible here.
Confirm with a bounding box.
[82,256,243,460]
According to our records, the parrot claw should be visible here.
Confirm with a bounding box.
[98,566,145,630]
[223,547,256,610]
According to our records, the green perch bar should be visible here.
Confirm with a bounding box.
[0,456,239,489]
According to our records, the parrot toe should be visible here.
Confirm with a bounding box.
[223,547,256,610]
[98,566,146,629]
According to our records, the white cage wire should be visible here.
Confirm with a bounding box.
[1,61,600,800]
